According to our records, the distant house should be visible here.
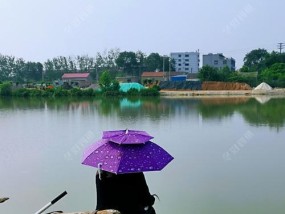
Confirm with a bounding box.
[141,71,186,83]
[203,53,236,71]
[141,72,166,83]
[62,73,92,87]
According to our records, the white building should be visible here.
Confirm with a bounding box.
[170,51,200,73]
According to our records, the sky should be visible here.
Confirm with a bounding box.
[0,0,284,69]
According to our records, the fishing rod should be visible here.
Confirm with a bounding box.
[34,191,67,214]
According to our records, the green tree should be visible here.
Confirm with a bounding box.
[260,63,285,87]
[12,58,26,83]
[76,55,95,72]
[68,56,77,71]
[99,70,112,91]
[218,66,231,81]
[144,53,175,72]
[169,58,176,71]
[198,65,219,81]
[265,52,285,68]
[242,48,269,73]
[115,51,138,76]
[145,53,162,71]
[110,80,120,91]
[0,82,12,96]
[0,55,15,81]
[24,62,43,82]
[136,51,147,77]
[105,48,120,71]
[43,59,57,81]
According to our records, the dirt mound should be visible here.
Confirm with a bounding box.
[202,81,252,90]
[254,82,272,90]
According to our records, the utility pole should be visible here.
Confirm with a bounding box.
[162,55,167,80]
[168,56,171,81]
[277,43,284,54]
[96,66,98,83]
[163,56,165,73]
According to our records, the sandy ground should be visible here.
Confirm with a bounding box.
[160,89,285,97]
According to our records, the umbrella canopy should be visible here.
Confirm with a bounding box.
[82,139,173,174]
[102,129,153,145]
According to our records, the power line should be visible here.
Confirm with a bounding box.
[277,43,284,53]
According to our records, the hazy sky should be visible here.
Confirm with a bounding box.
[0,0,284,68]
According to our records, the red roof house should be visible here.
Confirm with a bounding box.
[62,73,92,87]
[62,73,90,79]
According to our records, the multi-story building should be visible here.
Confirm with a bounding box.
[203,53,235,71]
[170,51,200,73]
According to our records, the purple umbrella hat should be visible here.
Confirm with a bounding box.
[81,139,174,174]
[102,129,154,145]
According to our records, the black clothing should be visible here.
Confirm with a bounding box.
[96,172,155,214]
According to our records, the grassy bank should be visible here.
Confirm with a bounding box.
[0,82,159,98]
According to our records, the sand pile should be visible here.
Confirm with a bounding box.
[202,81,252,90]
[254,82,272,90]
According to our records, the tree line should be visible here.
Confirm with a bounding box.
[198,49,285,87]
[1,48,285,87]
[0,49,174,83]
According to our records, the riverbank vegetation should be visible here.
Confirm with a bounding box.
[0,71,159,98]
[0,83,159,98]
[199,49,285,87]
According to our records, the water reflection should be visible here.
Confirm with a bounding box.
[1,96,285,128]
[254,96,271,104]
[197,97,285,128]
[198,97,250,120]
[120,98,142,108]
[238,98,285,128]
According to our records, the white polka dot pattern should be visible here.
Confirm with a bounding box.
[82,139,173,174]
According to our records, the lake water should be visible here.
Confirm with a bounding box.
[1,96,285,214]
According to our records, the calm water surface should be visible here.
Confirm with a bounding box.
[1,96,285,214]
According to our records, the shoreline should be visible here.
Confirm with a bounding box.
[160,89,285,98]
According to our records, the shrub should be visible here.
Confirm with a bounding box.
[103,90,122,97]
[140,88,159,96]
[42,88,55,97]
[126,88,140,96]
[81,88,95,96]
[0,82,12,96]
[110,80,120,91]
[54,88,70,97]
[70,88,83,96]
[99,71,112,91]
[151,85,161,91]
[13,88,30,97]
[29,89,43,97]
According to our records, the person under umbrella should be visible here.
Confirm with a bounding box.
[82,130,173,214]
[95,168,156,214]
